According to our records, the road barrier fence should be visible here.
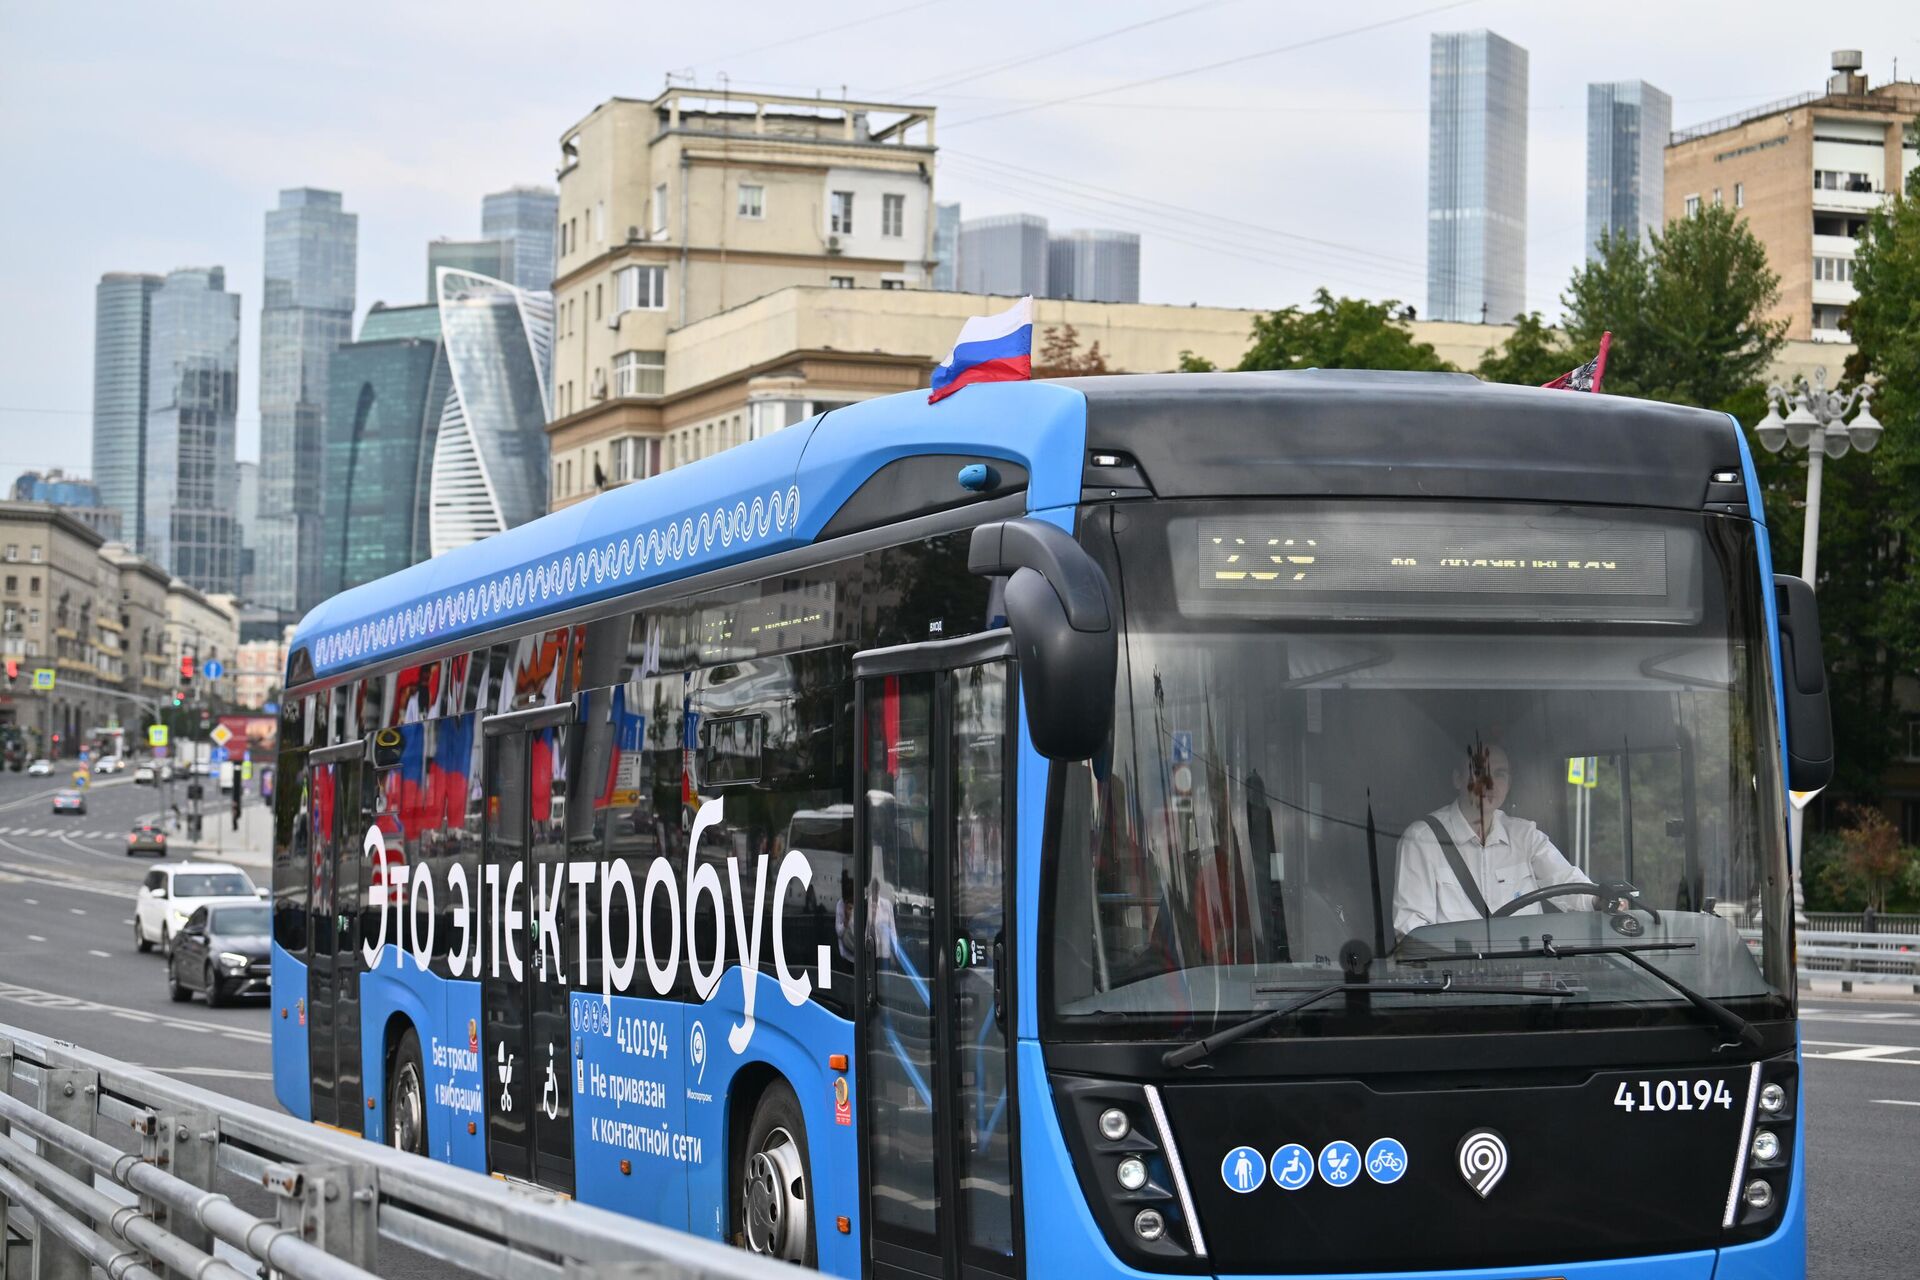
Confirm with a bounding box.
[0,1021,807,1280]
[1797,929,1920,993]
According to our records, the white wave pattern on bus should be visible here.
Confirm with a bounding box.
[311,486,803,669]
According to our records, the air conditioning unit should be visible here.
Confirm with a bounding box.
[827,235,843,255]
[627,225,645,243]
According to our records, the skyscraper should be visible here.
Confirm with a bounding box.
[932,202,962,291]
[1586,80,1672,258]
[1427,30,1529,324]
[958,214,1050,296]
[321,304,450,594]
[91,272,162,553]
[144,267,240,593]
[1047,229,1141,303]
[481,186,559,293]
[430,269,552,555]
[427,239,514,299]
[234,459,259,598]
[257,187,357,616]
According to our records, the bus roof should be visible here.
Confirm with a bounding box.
[289,371,1748,686]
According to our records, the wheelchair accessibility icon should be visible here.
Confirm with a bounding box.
[1366,1137,1409,1185]
[1271,1143,1314,1191]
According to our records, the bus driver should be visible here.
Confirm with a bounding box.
[1392,741,1616,936]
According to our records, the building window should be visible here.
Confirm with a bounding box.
[880,277,906,290]
[609,435,656,484]
[1814,256,1856,283]
[1812,303,1848,332]
[738,184,764,219]
[1734,182,1744,208]
[1684,194,1701,217]
[554,463,564,499]
[612,350,666,398]
[28,547,40,563]
[3,576,13,593]
[29,577,37,592]
[617,264,668,311]
[595,283,602,319]
[28,609,38,625]
[882,192,905,237]
[1712,188,1723,206]
[2,546,14,563]
[830,190,854,235]
[653,184,669,237]
[829,276,854,289]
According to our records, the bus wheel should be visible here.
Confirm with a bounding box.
[740,1081,815,1265]
[389,1030,427,1156]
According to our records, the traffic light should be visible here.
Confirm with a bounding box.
[171,690,183,707]
[180,653,195,680]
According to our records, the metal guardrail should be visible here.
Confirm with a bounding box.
[0,1022,808,1280]
[1805,912,1920,935]
[1798,929,1920,993]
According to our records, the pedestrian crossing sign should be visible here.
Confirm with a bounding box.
[31,668,54,690]
[1566,756,1599,788]
[148,725,169,747]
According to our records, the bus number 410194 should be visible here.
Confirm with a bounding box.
[1613,1079,1737,1113]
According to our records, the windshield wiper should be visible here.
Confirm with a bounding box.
[1162,973,1573,1069]
[1468,935,1764,1052]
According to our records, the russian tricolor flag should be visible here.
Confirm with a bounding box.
[929,296,1033,403]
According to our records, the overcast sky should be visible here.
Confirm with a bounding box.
[2,1,1913,474]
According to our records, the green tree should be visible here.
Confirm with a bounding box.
[1814,803,1917,912]
[1236,289,1454,373]
[1561,208,1784,415]
[1475,311,1572,386]
[1176,350,1217,372]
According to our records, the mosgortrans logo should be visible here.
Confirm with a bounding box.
[359,796,829,1054]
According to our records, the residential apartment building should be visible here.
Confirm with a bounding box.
[258,188,358,615]
[165,579,240,706]
[91,272,163,555]
[1587,80,1672,256]
[235,633,288,710]
[1665,51,1920,343]
[0,503,121,751]
[546,86,937,481]
[10,470,122,542]
[1427,30,1530,323]
[100,542,174,708]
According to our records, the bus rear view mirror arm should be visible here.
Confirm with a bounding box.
[1774,574,1834,792]
[969,519,1117,761]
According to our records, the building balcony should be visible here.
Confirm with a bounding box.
[1812,279,1858,307]
[1812,186,1886,214]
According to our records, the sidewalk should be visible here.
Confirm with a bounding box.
[178,796,273,871]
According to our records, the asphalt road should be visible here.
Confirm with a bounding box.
[0,766,1913,1276]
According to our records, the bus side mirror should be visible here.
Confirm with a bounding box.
[1774,574,1834,792]
[969,519,1117,761]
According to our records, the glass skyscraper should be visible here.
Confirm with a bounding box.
[1427,30,1529,324]
[320,304,450,595]
[257,187,357,616]
[427,239,514,300]
[429,269,552,556]
[481,186,559,293]
[144,267,240,593]
[1047,229,1142,303]
[1586,81,1672,259]
[91,272,162,553]
[932,202,962,291]
[958,213,1051,296]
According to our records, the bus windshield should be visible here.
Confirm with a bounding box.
[1049,499,1793,1041]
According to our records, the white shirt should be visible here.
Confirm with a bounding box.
[1392,802,1597,937]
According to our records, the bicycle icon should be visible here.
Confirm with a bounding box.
[1365,1137,1409,1185]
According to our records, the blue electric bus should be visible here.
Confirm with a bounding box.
[271,370,1829,1280]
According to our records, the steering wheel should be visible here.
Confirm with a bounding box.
[1491,881,1658,922]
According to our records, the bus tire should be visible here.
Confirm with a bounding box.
[739,1080,816,1266]
[388,1029,428,1157]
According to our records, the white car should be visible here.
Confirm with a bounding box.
[26,759,52,776]
[132,764,156,785]
[95,757,124,775]
[133,861,260,956]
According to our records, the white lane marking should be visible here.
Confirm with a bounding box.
[27,829,47,837]
[26,935,46,943]
[22,898,35,906]
[146,1066,275,1081]
[1872,1099,1920,1107]
[0,980,271,1043]
[86,949,110,958]
[68,907,85,915]
[122,918,134,925]
[1804,1039,1920,1065]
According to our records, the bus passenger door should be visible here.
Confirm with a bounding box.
[481,708,577,1194]
[306,747,367,1133]
[857,637,1021,1280]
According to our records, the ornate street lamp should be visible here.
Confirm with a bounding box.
[1752,367,1880,920]
[1753,368,1881,582]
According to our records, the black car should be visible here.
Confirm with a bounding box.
[167,902,271,1006]
[126,822,168,856]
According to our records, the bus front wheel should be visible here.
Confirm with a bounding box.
[739,1081,815,1265]
[389,1029,427,1157]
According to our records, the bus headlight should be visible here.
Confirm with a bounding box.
[1098,1108,1130,1142]
[1750,1130,1780,1163]
[1759,1082,1786,1115]
[1116,1157,1148,1191]
[1742,1179,1773,1211]
[1133,1209,1165,1242]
